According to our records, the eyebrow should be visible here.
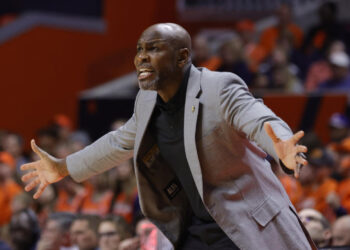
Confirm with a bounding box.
[137,39,168,46]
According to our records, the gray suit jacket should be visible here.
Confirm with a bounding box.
[67,66,315,250]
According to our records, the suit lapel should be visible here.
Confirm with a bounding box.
[183,66,204,198]
[134,91,157,160]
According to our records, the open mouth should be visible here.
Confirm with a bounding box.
[138,68,154,80]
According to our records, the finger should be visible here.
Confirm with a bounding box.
[294,156,308,179]
[294,163,301,178]
[24,178,40,192]
[31,139,47,159]
[297,145,308,153]
[292,130,304,144]
[33,182,47,199]
[264,122,280,143]
[21,171,38,182]
[21,161,39,171]
[296,154,308,166]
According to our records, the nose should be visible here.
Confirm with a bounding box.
[135,50,149,65]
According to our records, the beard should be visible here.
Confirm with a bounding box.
[138,75,160,91]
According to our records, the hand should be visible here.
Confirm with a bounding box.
[118,237,140,250]
[21,139,68,199]
[264,122,308,178]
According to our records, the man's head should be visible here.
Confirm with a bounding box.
[298,208,332,248]
[9,208,40,250]
[134,23,191,92]
[332,215,350,247]
[2,133,24,158]
[40,212,77,250]
[0,151,15,183]
[98,215,132,250]
[328,51,350,81]
[70,214,100,250]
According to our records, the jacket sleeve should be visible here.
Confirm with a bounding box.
[218,73,293,166]
[66,94,139,182]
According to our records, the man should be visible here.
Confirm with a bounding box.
[332,215,350,247]
[298,208,332,248]
[318,51,350,91]
[22,23,315,249]
[9,208,40,250]
[36,212,77,250]
[70,214,100,250]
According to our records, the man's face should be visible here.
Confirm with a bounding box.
[98,221,121,250]
[70,219,98,250]
[332,221,350,246]
[134,28,178,91]
[10,212,37,249]
[41,220,63,247]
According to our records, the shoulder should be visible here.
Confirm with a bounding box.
[201,67,246,84]
[200,67,248,91]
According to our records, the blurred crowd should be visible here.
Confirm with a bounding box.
[1,1,350,250]
[0,114,175,250]
[192,2,350,95]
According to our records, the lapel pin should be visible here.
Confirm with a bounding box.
[192,106,195,112]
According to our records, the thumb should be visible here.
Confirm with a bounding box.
[264,122,279,143]
[31,139,47,159]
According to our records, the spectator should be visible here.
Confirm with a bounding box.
[328,113,350,145]
[1,133,28,176]
[98,215,132,250]
[0,152,22,226]
[302,2,345,57]
[11,192,33,214]
[235,19,267,72]
[258,45,303,93]
[9,208,40,250]
[217,37,253,85]
[51,114,73,143]
[192,34,221,71]
[297,148,340,222]
[69,131,91,153]
[332,215,350,247]
[80,172,114,216]
[36,212,77,250]
[36,127,59,156]
[337,156,350,213]
[317,51,350,92]
[55,177,87,213]
[108,160,139,224]
[118,218,167,250]
[259,3,303,57]
[305,40,346,92]
[135,218,158,250]
[70,214,100,250]
[298,208,332,248]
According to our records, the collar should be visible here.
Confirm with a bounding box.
[156,67,191,114]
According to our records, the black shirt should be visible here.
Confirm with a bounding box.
[148,68,233,246]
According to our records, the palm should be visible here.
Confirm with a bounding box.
[21,140,66,199]
[37,158,61,184]
[264,122,307,178]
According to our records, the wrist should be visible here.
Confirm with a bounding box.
[57,158,69,178]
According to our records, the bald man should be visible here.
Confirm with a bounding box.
[22,23,315,249]
[332,215,350,247]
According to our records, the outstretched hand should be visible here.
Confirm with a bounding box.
[21,140,68,199]
[264,122,308,178]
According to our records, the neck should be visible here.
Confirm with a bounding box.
[157,64,190,102]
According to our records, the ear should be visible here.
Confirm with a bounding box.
[177,48,190,67]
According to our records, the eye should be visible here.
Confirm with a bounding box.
[149,46,158,51]
[136,46,142,52]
